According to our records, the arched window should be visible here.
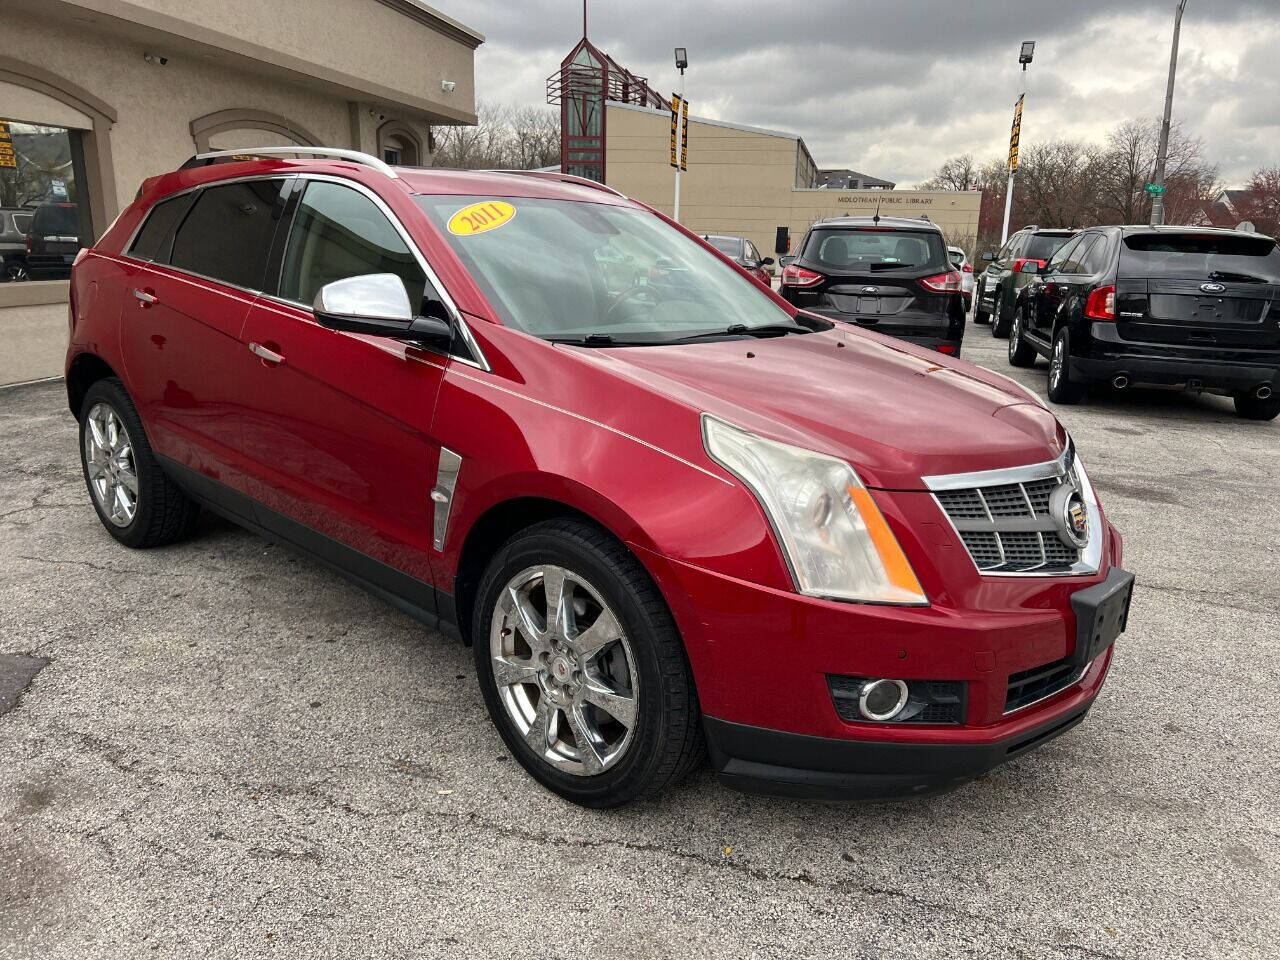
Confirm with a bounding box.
[376,119,423,167]
[190,109,321,153]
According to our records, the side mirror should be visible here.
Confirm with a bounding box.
[980,251,996,262]
[762,256,775,266]
[778,255,796,268]
[1019,260,1040,275]
[314,273,450,343]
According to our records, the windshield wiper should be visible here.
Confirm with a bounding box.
[1208,270,1268,284]
[546,333,664,347]
[668,323,809,343]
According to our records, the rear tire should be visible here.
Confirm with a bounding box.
[991,292,1013,337]
[1233,391,1280,421]
[1046,328,1086,405]
[974,308,990,326]
[78,378,200,548]
[472,519,703,808]
[1007,306,1038,368]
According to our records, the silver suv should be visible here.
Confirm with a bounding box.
[1,207,34,282]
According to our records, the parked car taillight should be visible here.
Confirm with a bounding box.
[25,234,32,253]
[920,271,962,293]
[1084,284,1116,321]
[961,262,973,274]
[782,264,824,288]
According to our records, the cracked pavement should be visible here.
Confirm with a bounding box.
[2,332,1279,959]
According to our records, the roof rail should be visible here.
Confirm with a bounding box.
[181,147,399,179]
[481,169,625,198]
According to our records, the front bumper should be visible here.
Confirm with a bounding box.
[705,663,1103,800]
[633,510,1125,800]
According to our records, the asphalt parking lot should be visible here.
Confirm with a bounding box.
[2,330,1278,960]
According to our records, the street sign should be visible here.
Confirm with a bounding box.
[0,120,16,170]
[1144,182,1167,195]
[669,95,681,169]
[1007,94,1024,173]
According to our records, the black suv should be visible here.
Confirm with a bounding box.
[779,216,965,354]
[976,226,1075,337]
[1008,225,1280,420]
[25,201,84,279]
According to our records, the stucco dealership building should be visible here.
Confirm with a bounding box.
[0,0,482,384]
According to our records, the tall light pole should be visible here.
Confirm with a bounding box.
[1150,0,1188,226]
[1000,40,1035,245]
[673,46,687,222]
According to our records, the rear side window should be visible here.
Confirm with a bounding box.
[804,228,947,272]
[1061,235,1099,274]
[1025,233,1071,261]
[1047,234,1083,271]
[278,180,426,308]
[128,193,195,262]
[13,213,32,234]
[170,179,285,289]
[1119,232,1280,280]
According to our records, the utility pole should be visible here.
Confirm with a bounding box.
[1150,0,1188,226]
[673,48,687,222]
[1000,41,1035,245]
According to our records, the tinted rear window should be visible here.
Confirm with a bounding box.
[804,228,947,273]
[1025,234,1072,260]
[170,180,284,289]
[128,193,196,262]
[33,203,79,236]
[1120,232,1280,280]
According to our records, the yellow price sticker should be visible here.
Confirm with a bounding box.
[448,200,516,236]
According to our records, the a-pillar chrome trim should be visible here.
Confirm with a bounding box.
[431,448,463,550]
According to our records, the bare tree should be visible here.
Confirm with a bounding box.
[431,101,561,170]
[917,154,980,191]
[1235,165,1280,234]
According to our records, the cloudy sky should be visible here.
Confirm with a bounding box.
[441,0,1279,188]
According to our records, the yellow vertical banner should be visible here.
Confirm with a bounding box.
[0,120,16,169]
[679,98,689,172]
[669,95,681,169]
[1008,94,1024,173]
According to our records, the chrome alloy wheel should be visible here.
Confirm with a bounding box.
[1008,310,1021,361]
[83,402,139,527]
[489,564,639,776]
[1050,336,1065,391]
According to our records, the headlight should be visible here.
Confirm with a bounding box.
[702,416,927,605]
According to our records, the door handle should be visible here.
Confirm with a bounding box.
[132,288,158,306]
[248,342,286,365]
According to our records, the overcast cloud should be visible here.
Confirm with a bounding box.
[441,0,1279,188]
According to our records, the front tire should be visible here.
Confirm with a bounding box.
[1233,391,1280,421]
[1046,327,1086,404]
[472,519,703,808]
[79,378,200,547]
[1007,306,1038,368]
[991,290,1013,337]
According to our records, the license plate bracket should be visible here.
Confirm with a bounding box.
[1069,567,1134,668]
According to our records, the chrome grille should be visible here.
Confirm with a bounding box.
[927,447,1091,575]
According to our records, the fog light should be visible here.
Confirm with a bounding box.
[858,678,909,721]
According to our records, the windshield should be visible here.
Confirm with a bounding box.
[1026,234,1072,260]
[803,228,947,273]
[417,195,795,343]
[706,236,741,258]
[1119,232,1280,280]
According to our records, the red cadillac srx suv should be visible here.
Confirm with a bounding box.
[66,148,1133,807]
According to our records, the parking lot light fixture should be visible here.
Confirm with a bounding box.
[1000,40,1036,244]
[1020,41,1036,64]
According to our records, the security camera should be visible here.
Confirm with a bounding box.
[143,52,168,66]
[441,80,457,93]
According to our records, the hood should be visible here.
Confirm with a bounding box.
[574,327,1067,490]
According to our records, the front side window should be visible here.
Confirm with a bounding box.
[745,240,763,262]
[803,228,947,273]
[280,181,425,308]
[170,179,285,289]
[416,195,797,344]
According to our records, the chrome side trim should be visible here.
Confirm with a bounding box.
[192,147,399,179]
[431,448,463,550]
